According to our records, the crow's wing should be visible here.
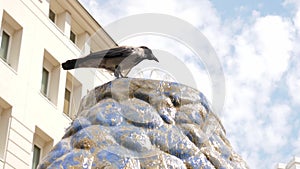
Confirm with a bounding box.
[67,46,135,70]
[83,46,134,60]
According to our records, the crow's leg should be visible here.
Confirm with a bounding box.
[114,70,120,78]
[114,66,123,78]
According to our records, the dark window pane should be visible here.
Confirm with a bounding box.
[41,68,49,96]
[49,9,55,23]
[63,88,71,115]
[70,31,76,43]
[32,145,41,169]
[0,31,10,61]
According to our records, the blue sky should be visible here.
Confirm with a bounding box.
[78,0,300,168]
[212,0,293,18]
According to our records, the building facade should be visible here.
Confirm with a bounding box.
[0,0,117,168]
[277,157,300,169]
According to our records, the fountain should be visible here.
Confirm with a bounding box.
[38,78,248,169]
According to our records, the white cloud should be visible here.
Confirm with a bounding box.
[78,0,228,55]
[283,0,300,9]
[220,12,295,169]
[294,10,300,31]
[292,130,300,155]
[233,15,294,83]
[252,10,261,18]
[79,0,219,27]
[285,3,300,106]
[287,61,300,105]
[223,14,294,118]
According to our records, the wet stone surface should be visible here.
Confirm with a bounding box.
[38,78,248,169]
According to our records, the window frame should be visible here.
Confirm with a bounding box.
[0,11,23,71]
[40,50,60,105]
[0,98,12,160]
[63,73,82,119]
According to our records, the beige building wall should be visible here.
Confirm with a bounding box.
[0,0,116,168]
[277,157,300,169]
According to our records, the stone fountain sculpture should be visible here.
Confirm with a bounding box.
[38,78,248,169]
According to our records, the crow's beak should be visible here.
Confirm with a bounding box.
[151,54,159,62]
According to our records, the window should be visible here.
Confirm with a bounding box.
[41,50,60,105]
[63,73,82,119]
[63,88,71,115]
[41,68,49,96]
[0,11,23,71]
[31,145,40,169]
[70,30,76,43]
[32,127,53,169]
[0,31,10,61]
[49,0,70,36]
[0,97,11,160]
[48,9,55,23]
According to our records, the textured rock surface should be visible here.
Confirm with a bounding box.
[38,78,248,169]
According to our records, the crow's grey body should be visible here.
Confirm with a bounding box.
[62,46,159,78]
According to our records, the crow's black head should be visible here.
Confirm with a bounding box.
[139,46,149,50]
[139,46,159,62]
[139,46,152,56]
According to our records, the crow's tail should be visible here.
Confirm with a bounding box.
[62,59,77,70]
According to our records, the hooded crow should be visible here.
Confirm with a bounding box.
[62,46,159,78]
